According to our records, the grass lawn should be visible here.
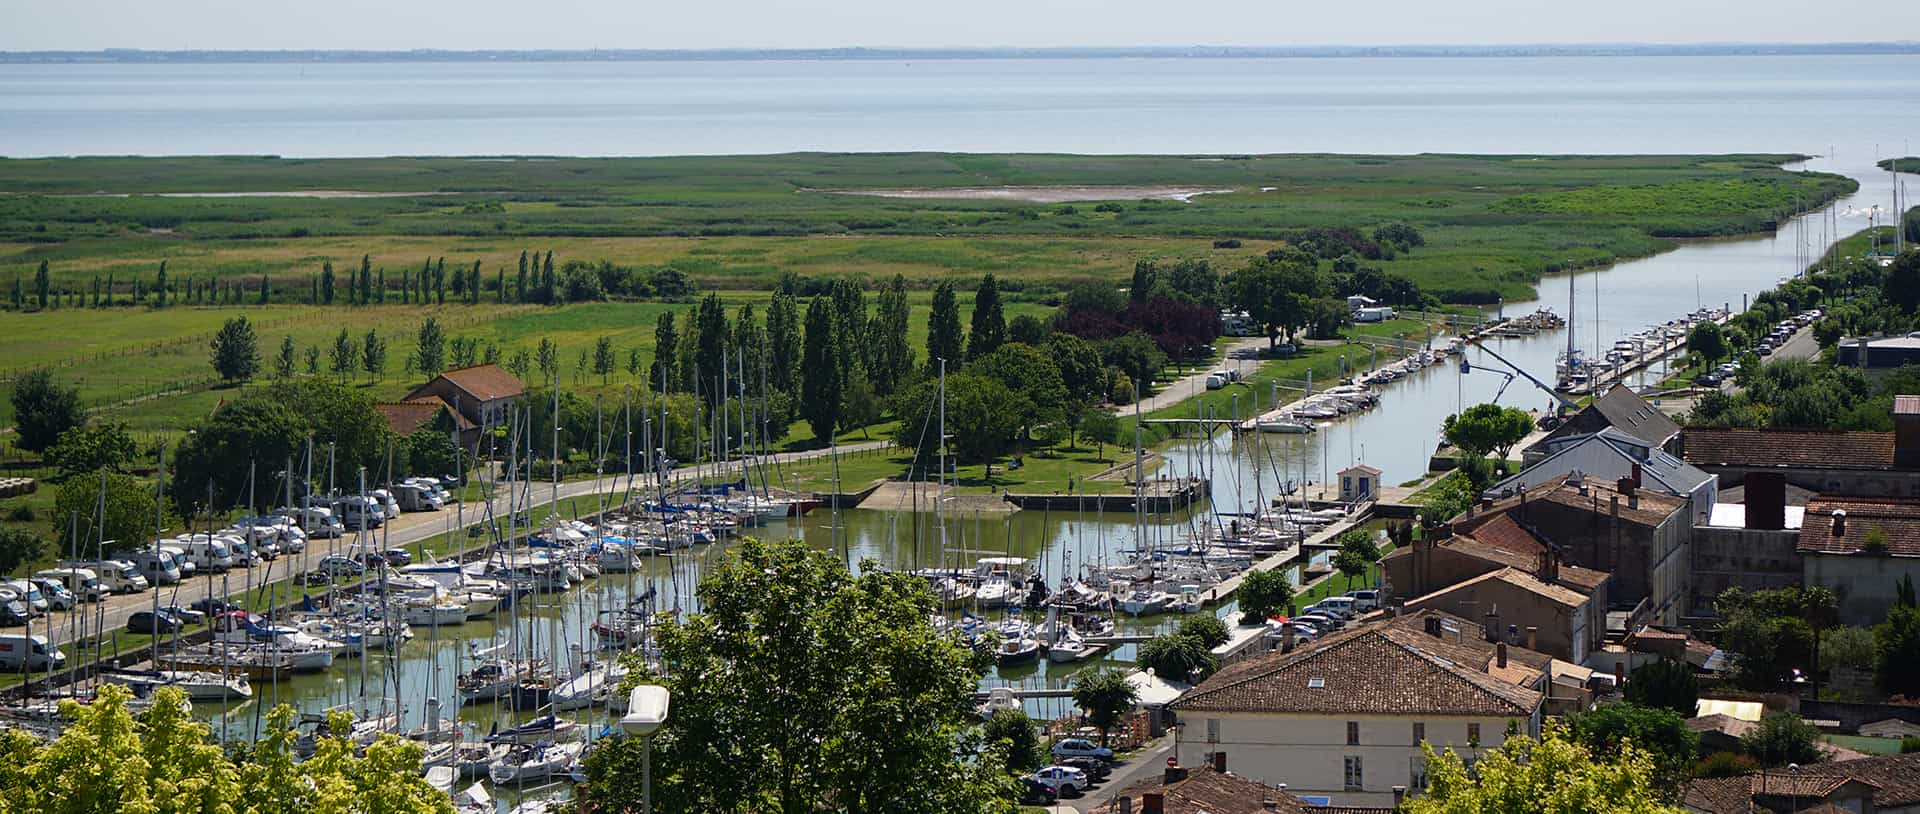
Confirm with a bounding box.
[1825,734,1905,756]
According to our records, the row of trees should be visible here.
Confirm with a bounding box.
[1713,580,1920,700]
[1688,357,1920,431]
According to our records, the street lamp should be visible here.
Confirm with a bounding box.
[621,684,671,814]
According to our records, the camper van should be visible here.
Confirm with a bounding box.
[283,506,345,539]
[174,536,237,573]
[368,489,401,521]
[393,483,445,512]
[131,549,183,586]
[35,568,106,603]
[0,635,64,671]
[0,580,47,616]
[159,545,197,577]
[89,560,149,593]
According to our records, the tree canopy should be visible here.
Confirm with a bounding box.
[209,315,260,383]
[1443,403,1534,461]
[1623,659,1700,716]
[1069,666,1138,747]
[9,369,85,454]
[54,471,161,554]
[577,537,1013,814]
[1238,567,1295,625]
[1410,725,1684,814]
[1565,702,1698,791]
[1226,249,1325,346]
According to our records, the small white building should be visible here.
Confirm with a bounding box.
[1353,306,1396,323]
[1339,464,1382,502]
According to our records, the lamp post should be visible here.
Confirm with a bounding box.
[621,684,670,814]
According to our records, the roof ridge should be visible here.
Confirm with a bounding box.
[1177,627,1381,705]
[1377,626,1538,713]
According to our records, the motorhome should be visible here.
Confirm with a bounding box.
[174,536,237,573]
[158,545,198,577]
[283,506,345,539]
[35,568,106,602]
[0,635,64,671]
[333,497,384,530]
[131,549,184,586]
[393,483,445,512]
[89,560,149,593]
[368,489,402,520]
[0,580,48,615]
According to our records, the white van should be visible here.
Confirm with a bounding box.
[0,634,65,671]
[368,489,401,520]
[158,545,198,577]
[393,483,444,512]
[0,580,47,615]
[131,549,183,586]
[90,560,149,593]
[36,568,106,602]
[333,497,383,530]
[175,536,236,573]
[285,506,345,539]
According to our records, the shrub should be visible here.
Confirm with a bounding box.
[1692,751,1758,778]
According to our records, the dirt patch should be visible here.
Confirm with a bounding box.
[822,186,1233,204]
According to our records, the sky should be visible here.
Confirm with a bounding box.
[3,0,1917,51]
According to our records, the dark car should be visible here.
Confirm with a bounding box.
[1017,778,1059,806]
[382,548,412,568]
[1060,756,1111,781]
[190,597,238,616]
[126,610,183,634]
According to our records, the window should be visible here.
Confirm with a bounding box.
[1410,755,1429,791]
[1412,722,1425,746]
[1347,721,1360,745]
[1467,723,1481,745]
[1344,755,1364,791]
[1206,718,1220,744]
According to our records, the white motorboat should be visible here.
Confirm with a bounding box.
[488,741,584,785]
[1046,633,1101,662]
[550,660,629,712]
[452,782,493,814]
[101,668,252,701]
[403,597,469,627]
[973,578,1015,609]
[1118,587,1177,616]
[1256,415,1314,434]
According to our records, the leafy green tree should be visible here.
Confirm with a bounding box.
[1716,587,1818,691]
[966,342,1068,444]
[1008,313,1049,346]
[1884,248,1920,314]
[983,709,1047,773]
[1876,605,1920,697]
[1565,703,1697,791]
[1443,403,1534,462]
[1238,567,1294,624]
[415,317,446,378]
[0,527,47,577]
[592,335,615,385]
[1623,659,1699,716]
[274,335,297,379]
[361,330,387,384]
[303,344,321,376]
[404,430,461,480]
[1687,321,1731,366]
[1411,726,1683,814]
[9,369,85,453]
[1070,666,1139,747]
[320,260,336,304]
[651,312,680,393]
[578,537,1013,814]
[840,375,881,437]
[1100,332,1168,399]
[801,296,843,443]
[54,471,158,553]
[33,259,49,309]
[1138,632,1221,684]
[926,280,966,372]
[766,291,800,395]
[1179,613,1231,649]
[329,328,358,383]
[870,274,915,396]
[209,316,261,383]
[1081,411,1123,462]
[693,293,731,401]
[1227,248,1324,347]
[966,274,1007,361]
[46,421,137,478]
[1741,711,1828,767]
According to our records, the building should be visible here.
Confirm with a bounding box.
[1689,472,1806,615]
[1683,753,1920,813]
[373,397,475,439]
[1168,619,1545,807]
[1837,333,1920,370]
[1523,385,1681,466]
[1339,465,1382,502]
[1398,567,1602,664]
[1493,426,1717,523]
[1101,760,1357,814]
[1450,475,1692,627]
[1681,397,1920,499]
[1797,496,1920,624]
[403,364,526,445]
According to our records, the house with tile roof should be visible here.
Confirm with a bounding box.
[1398,566,1602,664]
[1169,620,1546,807]
[1682,752,1920,813]
[1098,761,1329,814]
[1681,394,1920,499]
[1797,496,1920,624]
[1523,384,1681,466]
[403,364,526,446]
[1494,426,1718,524]
[373,396,474,439]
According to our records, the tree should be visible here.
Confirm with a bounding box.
[403,429,461,480]
[1876,605,1920,697]
[46,421,137,478]
[840,376,882,437]
[1565,703,1698,791]
[1081,411,1123,462]
[415,317,446,378]
[1741,711,1828,767]
[303,344,321,376]
[1069,667,1138,747]
[0,527,47,577]
[209,316,260,383]
[329,328,358,383]
[1410,726,1683,814]
[1334,529,1380,591]
[33,259,49,309]
[54,471,159,553]
[766,291,800,395]
[575,537,1012,814]
[926,280,965,372]
[982,709,1046,773]
[967,274,1007,361]
[1623,660,1699,716]
[1884,248,1920,314]
[966,342,1068,444]
[1238,567,1294,625]
[651,312,680,393]
[1443,403,1534,462]
[1100,332,1168,399]
[1716,587,1818,691]
[1179,614,1231,649]
[320,260,336,304]
[801,296,843,444]
[1138,632,1221,684]
[361,330,387,384]
[693,293,731,400]
[274,335,297,379]
[1227,249,1324,347]
[1008,313,1049,346]
[9,369,85,454]
[592,336,615,385]
[870,275,914,396]
[1687,321,1731,366]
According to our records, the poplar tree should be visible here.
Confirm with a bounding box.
[359,254,373,304]
[926,280,964,371]
[766,292,800,396]
[275,335,297,379]
[362,329,387,384]
[416,317,447,377]
[258,272,270,304]
[434,257,446,305]
[870,274,914,395]
[966,273,1006,361]
[516,250,529,303]
[34,260,50,309]
[651,312,679,393]
[800,297,843,442]
[153,261,167,308]
[377,269,386,304]
[320,261,336,305]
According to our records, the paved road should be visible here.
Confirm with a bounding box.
[1061,733,1176,812]
[1773,324,1820,362]
[1128,337,1273,415]
[14,440,890,657]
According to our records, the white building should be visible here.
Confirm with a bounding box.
[1169,619,1546,807]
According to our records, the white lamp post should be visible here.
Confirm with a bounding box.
[621,684,670,814]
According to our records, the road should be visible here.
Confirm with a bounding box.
[14,440,891,658]
[1127,336,1273,415]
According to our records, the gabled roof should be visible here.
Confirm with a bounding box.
[1684,762,1904,814]
[1797,497,1920,557]
[1498,427,1714,498]
[374,397,473,437]
[1534,385,1680,453]
[1406,566,1589,610]
[409,364,526,404]
[1683,427,1897,471]
[1106,766,1318,814]
[1171,623,1543,717]
[1340,464,1382,476]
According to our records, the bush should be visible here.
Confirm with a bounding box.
[1178,614,1231,649]
[1693,751,1758,778]
[1902,736,1920,754]
[6,503,35,522]
[1212,239,1242,249]
[982,709,1046,772]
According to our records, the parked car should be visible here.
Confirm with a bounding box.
[382,548,413,568]
[1049,738,1114,762]
[1017,778,1059,805]
[1031,766,1090,796]
[1295,612,1339,630]
[316,555,366,578]
[189,597,238,616]
[160,605,207,625]
[1059,756,1111,781]
[126,610,184,634]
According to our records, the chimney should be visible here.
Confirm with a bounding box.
[1483,608,1500,642]
[1163,763,1188,785]
[1616,477,1635,498]
[1832,509,1847,539]
[1508,624,1520,645]
[1393,786,1407,807]
[1542,547,1560,584]
[1631,461,1643,488]
[1744,472,1786,531]
[1896,395,1920,468]
[1526,626,1539,652]
[1142,792,1165,814]
[1212,751,1228,774]
[1497,642,1508,668]
[1425,616,1443,638]
[1480,497,1494,511]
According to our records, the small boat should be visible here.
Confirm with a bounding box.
[453,742,503,779]
[101,668,252,701]
[452,782,493,814]
[487,741,584,785]
[425,765,458,794]
[550,660,628,712]
[1256,415,1314,434]
[973,578,1015,609]
[993,636,1043,667]
[484,714,581,745]
[1047,632,1101,663]
[1118,587,1176,616]
[403,597,469,627]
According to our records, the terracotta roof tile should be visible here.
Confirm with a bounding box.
[1106,767,1314,814]
[374,397,473,436]
[1683,427,1896,470]
[411,364,526,403]
[1170,623,1542,717]
[1406,566,1588,610]
[1683,754,1920,813]
[1460,513,1544,558]
[1796,497,1920,557]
